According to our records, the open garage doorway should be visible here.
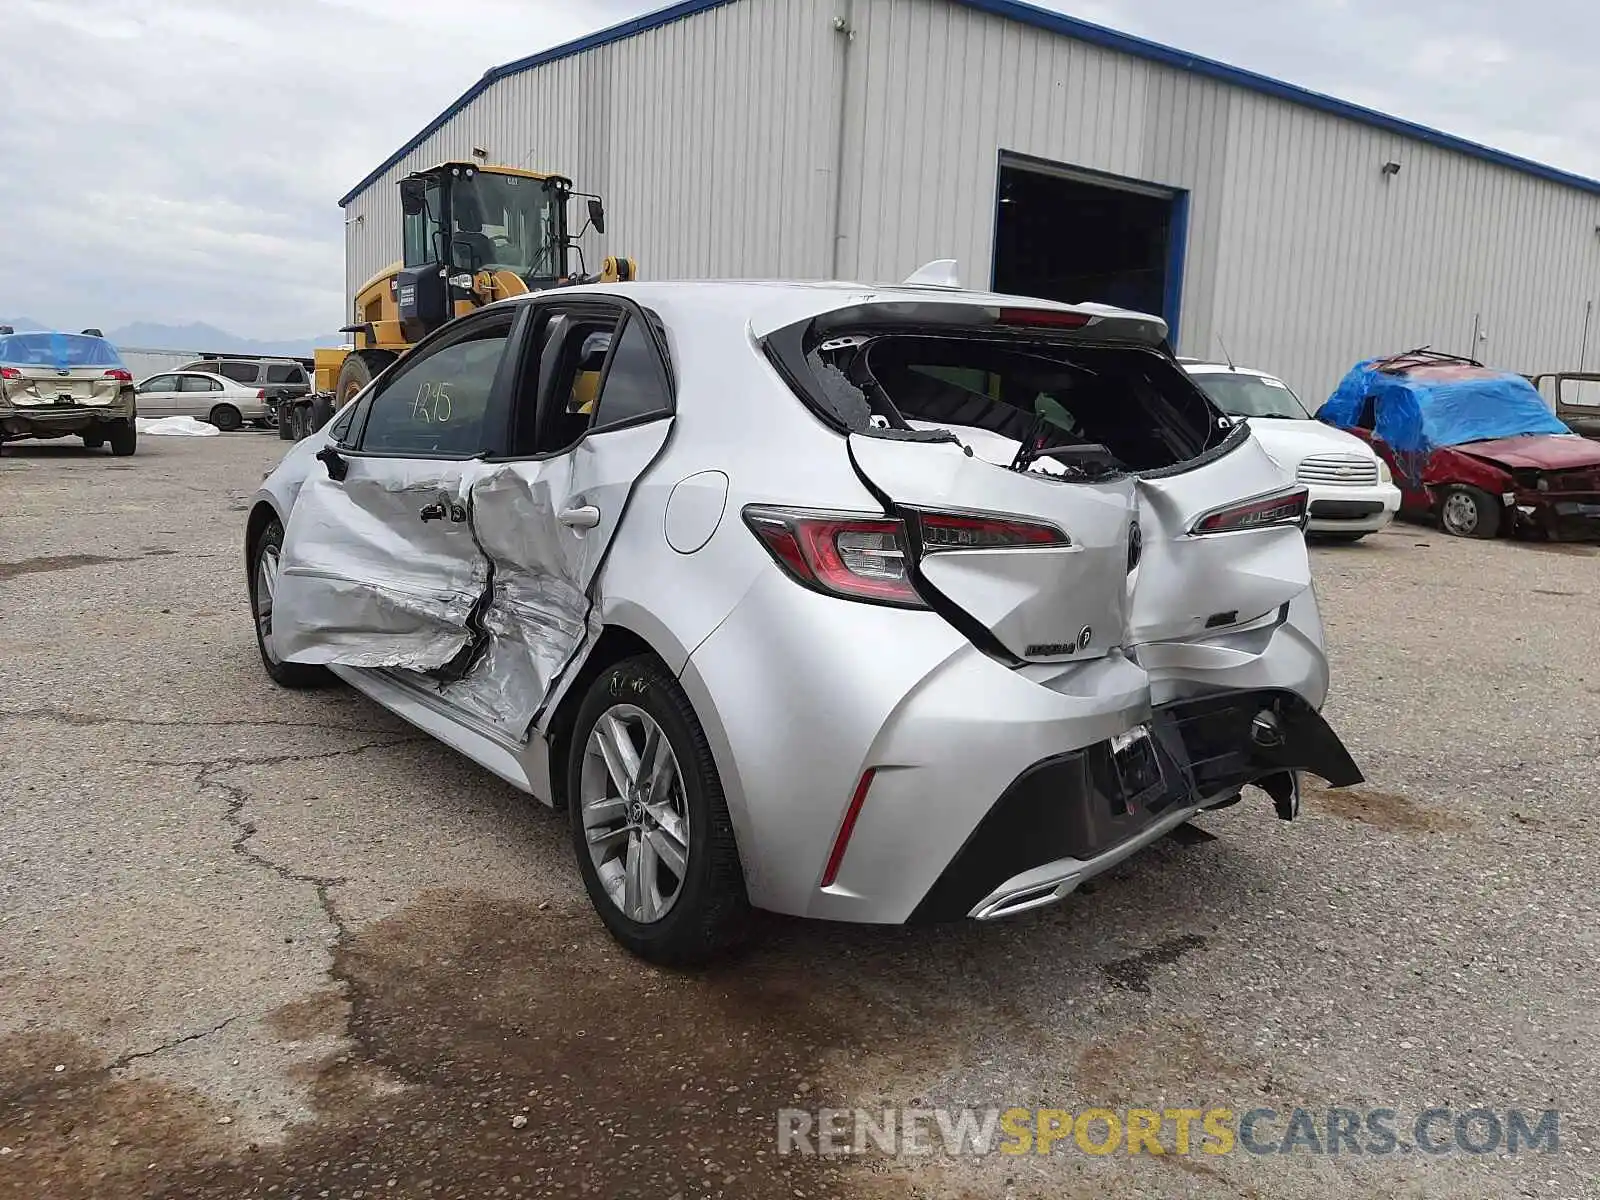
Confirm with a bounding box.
[992,153,1187,343]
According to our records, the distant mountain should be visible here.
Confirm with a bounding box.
[104,321,343,359]
[0,317,340,358]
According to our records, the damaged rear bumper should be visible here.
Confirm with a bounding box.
[907,688,1361,923]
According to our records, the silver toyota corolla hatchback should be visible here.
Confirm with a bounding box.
[246,278,1361,964]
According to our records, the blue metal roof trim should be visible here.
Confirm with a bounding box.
[338,0,737,206]
[341,0,1600,208]
[960,0,1600,196]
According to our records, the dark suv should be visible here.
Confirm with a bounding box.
[180,357,312,426]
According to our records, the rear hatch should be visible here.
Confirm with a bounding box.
[0,332,129,406]
[761,296,1310,664]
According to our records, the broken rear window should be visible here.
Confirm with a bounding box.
[776,330,1225,476]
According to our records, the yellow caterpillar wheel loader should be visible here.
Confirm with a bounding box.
[317,162,636,404]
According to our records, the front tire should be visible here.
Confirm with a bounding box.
[209,404,243,432]
[568,656,749,965]
[107,419,136,457]
[250,518,332,689]
[1437,485,1500,539]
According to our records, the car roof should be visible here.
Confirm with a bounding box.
[1180,360,1285,382]
[141,369,237,385]
[495,278,1170,343]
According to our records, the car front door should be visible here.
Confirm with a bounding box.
[428,300,677,740]
[137,374,180,415]
[268,308,523,672]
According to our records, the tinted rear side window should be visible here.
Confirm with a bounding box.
[217,361,258,384]
[266,363,305,384]
[590,317,672,431]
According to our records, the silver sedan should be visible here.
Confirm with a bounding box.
[244,277,1361,964]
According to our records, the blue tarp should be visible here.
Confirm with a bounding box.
[1317,358,1570,454]
[0,332,125,370]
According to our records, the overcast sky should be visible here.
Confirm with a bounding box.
[3,0,1593,340]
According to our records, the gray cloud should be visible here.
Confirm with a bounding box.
[4,0,1593,340]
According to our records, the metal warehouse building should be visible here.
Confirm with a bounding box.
[340,0,1600,399]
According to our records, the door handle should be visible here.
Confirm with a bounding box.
[558,504,601,530]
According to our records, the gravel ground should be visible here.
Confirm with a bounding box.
[1,433,1596,1199]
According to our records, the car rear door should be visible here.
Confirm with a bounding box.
[176,373,221,418]
[429,300,677,740]
[268,308,522,671]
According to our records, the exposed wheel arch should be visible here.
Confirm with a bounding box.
[543,627,659,809]
[245,501,282,577]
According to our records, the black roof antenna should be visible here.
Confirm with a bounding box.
[1216,334,1237,372]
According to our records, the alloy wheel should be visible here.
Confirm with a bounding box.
[579,704,691,924]
[255,544,280,662]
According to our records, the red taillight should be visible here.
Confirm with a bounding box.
[820,768,877,888]
[0,366,20,381]
[743,506,924,607]
[916,510,1069,551]
[103,368,133,382]
[1190,487,1309,536]
[998,307,1093,329]
[257,389,266,400]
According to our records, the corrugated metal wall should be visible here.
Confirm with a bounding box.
[345,0,1600,402]
[344,0,839,300]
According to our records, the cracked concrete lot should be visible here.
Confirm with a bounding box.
[2,434,1598,1199]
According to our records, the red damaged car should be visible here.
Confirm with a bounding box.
[1317,350,1600,540]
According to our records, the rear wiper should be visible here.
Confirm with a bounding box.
[1009,419,1118,479]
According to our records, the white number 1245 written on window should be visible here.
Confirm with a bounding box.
[412,380,454,422]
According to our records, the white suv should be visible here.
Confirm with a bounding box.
[1182,361,1401,541]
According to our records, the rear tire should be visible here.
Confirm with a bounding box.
[107,419,136,457]
[568,656,750,966]
[208,404,243,432]
[250,518,332,689]
[1437,485,1500,539]
[307,394,335,434]
[336,354,376,405]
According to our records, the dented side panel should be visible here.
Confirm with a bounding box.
[272,457,491,670]
[1129,437,1310,646]
[434,418,677,740]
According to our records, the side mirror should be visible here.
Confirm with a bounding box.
[399,178,426,216]
[586,198,606,236]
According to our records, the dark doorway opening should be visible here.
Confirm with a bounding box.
[992,155,1186,338]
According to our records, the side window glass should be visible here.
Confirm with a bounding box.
[328,397,363,444]
[403,180,444,268]
[179,375,215,393]
[590,317,672,431]
[218,362,257,384]
[358,321,511,457]
[141,374,175,392]
[266,363,302,384]
[535,315,622,455]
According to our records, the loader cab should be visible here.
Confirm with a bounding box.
[396,162,602,342]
